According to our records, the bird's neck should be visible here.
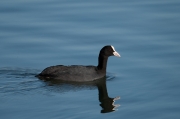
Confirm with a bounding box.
[97,54,108,71]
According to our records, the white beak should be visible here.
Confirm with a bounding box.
[113,51,121,57]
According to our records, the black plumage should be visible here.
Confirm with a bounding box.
[36,45,120,82]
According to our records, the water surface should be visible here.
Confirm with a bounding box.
[0,0,180,119]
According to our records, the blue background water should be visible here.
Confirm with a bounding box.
[0,0,180,119]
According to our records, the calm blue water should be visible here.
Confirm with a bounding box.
[0,0,180,119]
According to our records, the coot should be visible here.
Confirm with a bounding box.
[36,45,120,82]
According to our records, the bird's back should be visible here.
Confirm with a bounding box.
[37,65,106,82]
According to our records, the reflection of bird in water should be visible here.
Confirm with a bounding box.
[96,77,120,113]
[40,77,120,113]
